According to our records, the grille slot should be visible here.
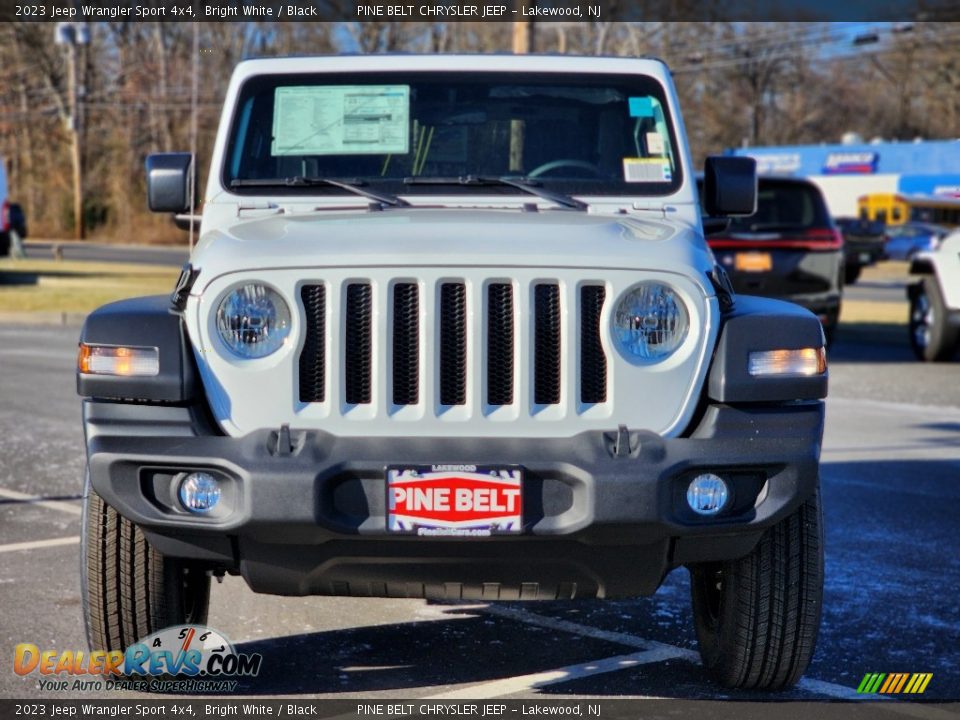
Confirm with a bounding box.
[439,282,467,406]
[487,283,515,406]
[534,284,562,405]
[580,286,607,404]
[298,285,326,403]
[392,283,420,406]
[344,283,373,405]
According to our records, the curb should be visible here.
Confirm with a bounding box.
[0,312,87,327]
[24,240,189,252]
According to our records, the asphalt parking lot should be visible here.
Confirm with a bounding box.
[1,266,958,706]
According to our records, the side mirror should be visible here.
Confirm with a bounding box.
[703,156,757,217]
[146,153,194,213]
[173,214,201,233]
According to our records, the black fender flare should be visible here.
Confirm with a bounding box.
[708,295,828,403]
[77,295,198,403]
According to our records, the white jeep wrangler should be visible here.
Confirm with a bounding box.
[78,55,827,690]
[908,230,960,361]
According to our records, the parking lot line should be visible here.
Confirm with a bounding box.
[0,536,79,554]
[0,348,72,360]
[480,604,698,658]
[0,488,82,516]
[480,605,874,702]
[427,648,677,700]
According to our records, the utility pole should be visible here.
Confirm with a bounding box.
[512,19,534,54]
[189,22,200,250]
[510,9,534,173]
[55,22,89,241]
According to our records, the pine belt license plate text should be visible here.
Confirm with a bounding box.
[735,252,773,272]
[386,465,523,537]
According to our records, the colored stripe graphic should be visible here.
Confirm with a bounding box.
[857,673,932,694]
[879,674,896,693]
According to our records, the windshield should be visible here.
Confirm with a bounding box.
[727,180,830,233]
[223,71,682,198]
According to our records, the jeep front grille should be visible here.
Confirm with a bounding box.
[439,282,468,406]
[486,283,514,406]
[580,285,607,404]
[344,283,373,405]
[392,282,420,406]
[200,268,714,439]
[297,278,609,414]
[534,283,562,405]
[298,285,326,403]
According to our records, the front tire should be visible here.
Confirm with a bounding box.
[81,477,211,652]
[910,277,959,362]
[844,264,861,285]
[689,489,824,690]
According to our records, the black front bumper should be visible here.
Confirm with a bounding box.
[84,399,823,600]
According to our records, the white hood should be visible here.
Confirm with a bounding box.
[189,208,715,295]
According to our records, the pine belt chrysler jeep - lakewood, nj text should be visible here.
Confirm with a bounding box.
[77,55,827,690]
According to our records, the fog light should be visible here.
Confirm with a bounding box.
[687,473,729,516]
[178,472,221,514]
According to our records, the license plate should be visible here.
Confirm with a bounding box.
[859,252,872,263]
[386,465,523,536]
[735,252,773,272]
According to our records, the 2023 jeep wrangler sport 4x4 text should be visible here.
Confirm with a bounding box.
[78,55,827,690]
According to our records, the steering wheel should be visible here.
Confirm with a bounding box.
[528,159,604,179]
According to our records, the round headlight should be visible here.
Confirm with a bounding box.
[216,283,291,358]
[613,282,689,362]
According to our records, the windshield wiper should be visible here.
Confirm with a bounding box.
[230,177,409,207]
[404,175,588,210]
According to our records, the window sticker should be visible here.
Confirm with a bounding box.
[645,132,665,156]
[628,96,654,117]
[623,157,672,183]
[271,85,410,156]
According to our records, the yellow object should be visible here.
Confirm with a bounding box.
[858,192,960,227]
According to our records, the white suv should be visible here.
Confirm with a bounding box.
[908,229,960,361]
[77,55,828,689]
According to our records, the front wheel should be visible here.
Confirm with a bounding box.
[844,264,861,285]
[909,277,959,362]
[689,489,824,690]
[81,477,211,652]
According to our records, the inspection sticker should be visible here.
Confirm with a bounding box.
[272,85,410,156]
[623,157,672,183]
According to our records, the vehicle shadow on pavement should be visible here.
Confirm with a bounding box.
[912,421,960,435]
[209,590,818,699]
[216,611,637,695]
[817,458,960,700]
